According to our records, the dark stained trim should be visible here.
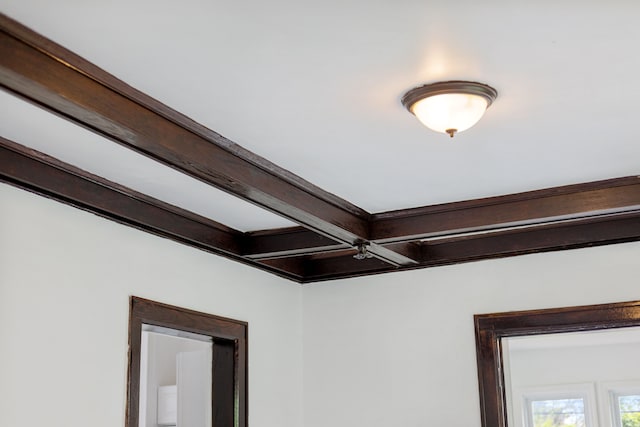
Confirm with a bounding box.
[245,228,420,266]
[0,14,367,221]
[302,211,640,282]
[0,136,305,282]
[242,177,640,261]
[422,210,640,261]
[127,296,248,427]
[474,300,640,427]
[365,243,420,266]
[371,176,640,243]
[0,13,370,245]
[244,227,349,260]
[303,254,396,282]
[1,13,638,282]
[258,257,308,278]
[377,241,423,264]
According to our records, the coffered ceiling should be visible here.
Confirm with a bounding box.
[1,1,639,282]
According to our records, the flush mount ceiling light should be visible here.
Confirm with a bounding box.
[402,81,498,138]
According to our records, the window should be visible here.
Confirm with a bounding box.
[518,384,598,427]
[529,398,586,427]
[616,394,640,427]
[602,383,640,427]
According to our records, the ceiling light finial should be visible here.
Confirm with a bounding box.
[402,81,497,137]
[353,242,373,260]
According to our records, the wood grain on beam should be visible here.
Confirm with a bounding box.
[303,255,395,282]
[303,211,640,282]
[1,13,637,281]
[0,137,306,282]
[244,227,419,265]
[372,176,640,243]
[241,178,640,261]
[244,228,349,260]
[0,14,370,246]
[422,211,640,263]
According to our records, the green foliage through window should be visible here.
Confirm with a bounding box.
[619,395,640,427]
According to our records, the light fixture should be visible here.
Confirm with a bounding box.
[402,81,497,138]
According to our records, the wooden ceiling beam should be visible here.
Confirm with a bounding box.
[422,210,640,263]
[0,15,377,252]
[239,177,640,260]
[244,228,349,260]
[1,14,637,281]
[302,211,640,282]
[0,137,306,282]
[371,176,640,243]
[244,228,420,266]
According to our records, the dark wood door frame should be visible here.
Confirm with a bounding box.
[127,297,248,427]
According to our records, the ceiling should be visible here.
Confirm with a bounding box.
[1,1,639,282]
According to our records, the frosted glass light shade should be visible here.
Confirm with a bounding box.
[411,93,488,135]
[402,81,497,137]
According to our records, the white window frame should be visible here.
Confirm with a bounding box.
[598,380,640,427]
[513,383,598,427]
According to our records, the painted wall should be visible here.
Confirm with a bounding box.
[2,183,640,427]
[140,332,213,427]
[0,184,303,427]
[302,238,640,427]
[508,340,640,388]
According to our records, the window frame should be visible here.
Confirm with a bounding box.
[126,296,248,427]
[599,381,640,427]
[516,384,597,427]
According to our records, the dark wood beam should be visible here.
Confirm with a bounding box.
[302,211,640,282]
[1,13,637,281]
[371,176,640,243]
[245,227,420,266]
[0,136,306,282]
[422,210,640,263]
[303,254,395,281]
[240,177,640,261]
[258,257,308,278]
[381,242,424,262]
[0,14,375,250]
[244,228,349,260]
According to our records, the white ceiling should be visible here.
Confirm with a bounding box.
[2,1,639,231]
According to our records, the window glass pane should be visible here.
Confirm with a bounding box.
[619,395,640,427]
[531,398,586,427]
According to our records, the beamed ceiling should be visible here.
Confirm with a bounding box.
[1,4,639,283]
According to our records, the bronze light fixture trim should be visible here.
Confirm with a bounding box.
[402,81,498,137]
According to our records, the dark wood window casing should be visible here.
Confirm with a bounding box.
[474,300,640,427]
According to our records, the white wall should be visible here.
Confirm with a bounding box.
[0,183,303,427]
[141,332,212,427]
[508,340,640,388]
[2,182,640,427]
[302,238,640,427]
